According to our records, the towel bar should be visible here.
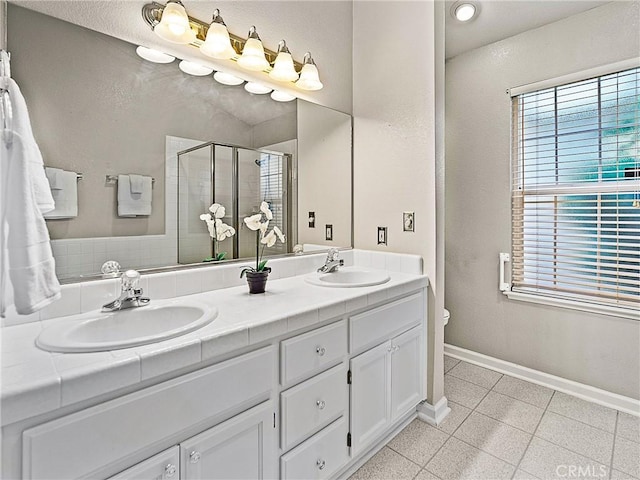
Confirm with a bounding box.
[106,174,156,185]
[42,167,83,181]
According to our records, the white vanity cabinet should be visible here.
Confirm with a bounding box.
[10,284,427,480]
[348,294,424,455]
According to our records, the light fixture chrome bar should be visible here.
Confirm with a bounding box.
[141,2,303,70]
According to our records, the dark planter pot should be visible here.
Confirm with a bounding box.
[245,269,270,294]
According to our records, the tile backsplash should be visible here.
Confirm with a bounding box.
[1,250,424,327]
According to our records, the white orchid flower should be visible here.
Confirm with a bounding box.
[273,226,285,243]
[209,203,225,219]
[261,229,277,247]
[216,221,235,241]
[260,201,273,220]
[260,219,269,236]
[199,213,212,221]
[244,213,263,231]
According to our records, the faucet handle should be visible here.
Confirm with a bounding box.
[327,248,339,262]
[121,270,141,290]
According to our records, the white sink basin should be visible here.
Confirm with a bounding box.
[36,299,217,353]
[306,267,391,288]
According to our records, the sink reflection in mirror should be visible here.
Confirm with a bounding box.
[36,299,218,353]
[8,3,352,282]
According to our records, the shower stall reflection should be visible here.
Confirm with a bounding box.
[177,141,292,265]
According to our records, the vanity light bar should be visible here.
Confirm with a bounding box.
[141,2,303,71]
[141,2,322,92]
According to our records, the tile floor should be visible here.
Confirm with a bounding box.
[349,356,640,480]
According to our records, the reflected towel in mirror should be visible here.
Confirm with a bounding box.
[43,169,78,219]
[117,174,152,217]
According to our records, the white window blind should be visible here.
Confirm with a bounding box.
[511,67,640,310]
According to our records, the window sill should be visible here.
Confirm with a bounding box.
[503,291,639,321]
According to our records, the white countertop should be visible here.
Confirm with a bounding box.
[1,269,427,426]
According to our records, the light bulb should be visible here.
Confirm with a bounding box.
[269,40,299,82]
[244,82,272,95]
[213,71,245,86]
[200,10,236,60]
[154,1,196,44]
[296,52,323,91]
[271,90,296,102]
[237,27,270,71]
[135,46,175,64]
[179,60,214,76]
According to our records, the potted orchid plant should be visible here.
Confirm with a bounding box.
[200,203,235,262]
[241,201,286,294]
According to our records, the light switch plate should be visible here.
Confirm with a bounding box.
[325,224,333,241]
[377,227,387,245]
[308,211,315,228]
[403,212,415,232]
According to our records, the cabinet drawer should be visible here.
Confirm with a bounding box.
[281,320,347,386]
[350,293,423,353]
[22,346,275,480]
[280,417,348,480]
[281,364,347,451]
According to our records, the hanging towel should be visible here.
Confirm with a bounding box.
[129,174,144,194]
[1,132,61,317]
[43,170,78,219]
[5,77,54,214]
[45,167,63,190]
[117,174,152,217]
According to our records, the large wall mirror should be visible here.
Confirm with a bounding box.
[8,3,352,281]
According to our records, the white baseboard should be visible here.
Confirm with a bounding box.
[417,397,451,426]
[444,344,640,417]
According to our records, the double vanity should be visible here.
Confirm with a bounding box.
[1,250,428,480]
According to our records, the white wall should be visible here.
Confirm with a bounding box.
[445,1,640,399]
[352,1,443,404]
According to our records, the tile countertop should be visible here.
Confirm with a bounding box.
[0,268,428,427]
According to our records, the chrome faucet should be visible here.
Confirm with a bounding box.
[317,248,344,273]
[102,270,150,312]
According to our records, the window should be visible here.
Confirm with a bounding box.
[511,66,640,311]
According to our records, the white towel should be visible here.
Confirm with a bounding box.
[44,170,78,219]
[117,174,152,217]
[1,132,61,317]
[129,174,144,194]
[45,167,63,190]
[5,77,55,214]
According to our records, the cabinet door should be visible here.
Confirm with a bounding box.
[180,401,276,480]
[391,326,423,421]
[349,341,391,454]
[107,446,179,480]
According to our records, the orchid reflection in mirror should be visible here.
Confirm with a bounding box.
[240,202,286,293]
[200,203,236,262]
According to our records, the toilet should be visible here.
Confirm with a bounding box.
[444,308,450,326]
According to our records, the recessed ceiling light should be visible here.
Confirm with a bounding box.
[136,46,175,64]
[178,60,214,76]
[453,2,477,22]
[213,71,244,86]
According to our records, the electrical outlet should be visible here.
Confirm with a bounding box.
[377,227,387,245]
[325,224,333,241]
[403,212,415,232]
[308,211,315,228]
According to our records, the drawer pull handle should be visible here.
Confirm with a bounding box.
[317,459,326,470]
[190,451,201,464]
[165,463,177,477]
[316,346,326,356]
[316,400,326,410]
